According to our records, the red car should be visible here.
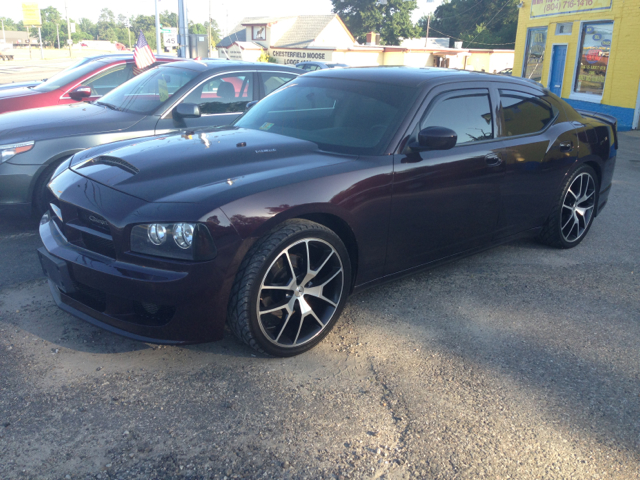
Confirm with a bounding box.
[0,54,179,114]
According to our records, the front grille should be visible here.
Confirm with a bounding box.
[133,301,176,326]
[82,232,116,258]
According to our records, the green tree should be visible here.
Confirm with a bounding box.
[39,6,64,47]
[331,0,419,45]
[1,17,21,30]
[427,0,519,49]
[160,11,178,28]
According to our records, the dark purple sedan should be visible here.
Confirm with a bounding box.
[39,67,617,356]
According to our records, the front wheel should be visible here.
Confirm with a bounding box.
[539,164,598,249]
[228,219,351,357]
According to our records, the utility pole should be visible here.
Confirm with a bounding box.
[38,26,44,59]
[2,19,5,43]
[56,24,60,49]
[65,0,72,56]
[27,26,32,59]
[208,0,212,58]
[424,15,430,47]
[154,0,161,55]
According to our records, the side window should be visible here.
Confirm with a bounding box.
[181,73,253,115]
[499,90,557,136]
[84,64,134,96]
[421,90,493,144]
[259,72,297,96]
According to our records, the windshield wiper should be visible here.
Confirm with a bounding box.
[95,101,120,111]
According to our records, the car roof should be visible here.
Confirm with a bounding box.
[304,66,546,92]
[91,54,178,64]
[159,60,302,73]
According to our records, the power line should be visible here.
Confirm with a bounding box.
[465,0,514,47]
[428,0,484,21]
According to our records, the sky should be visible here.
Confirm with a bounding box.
[3,0,442,37]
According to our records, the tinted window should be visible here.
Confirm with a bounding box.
[260,72,297,96]
[500,90,557,136]
[181,73,253,114]
[421,91,493,144]
[235,77,416,155]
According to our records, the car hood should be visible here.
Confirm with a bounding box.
[0,102,144,143]
[70,127,351,204]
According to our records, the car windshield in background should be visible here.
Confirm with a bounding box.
[234,77,416,155]
[32,61,103,93]
[97,66,199,115]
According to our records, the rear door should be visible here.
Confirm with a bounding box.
[387,84,505,274]
[493,84,580,238]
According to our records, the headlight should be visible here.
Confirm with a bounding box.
[0,141,35,164]
[130,223,217,261]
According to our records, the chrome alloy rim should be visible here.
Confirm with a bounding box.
[256,238,344,348]
[561,172,596,243]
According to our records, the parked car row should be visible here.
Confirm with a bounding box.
[0,57,618,356]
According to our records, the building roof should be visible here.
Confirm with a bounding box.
[272,15,337,48]
[217,15,345,49]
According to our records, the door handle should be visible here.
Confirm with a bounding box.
[559,142,573,152]
[484,153,502,167]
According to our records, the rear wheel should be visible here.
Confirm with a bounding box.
[228,219,351,357]
[539,164,598,249]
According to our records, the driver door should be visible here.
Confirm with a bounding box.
[386,86,505,275]
[60,63,134,105]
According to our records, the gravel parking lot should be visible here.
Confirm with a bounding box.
[1,131,639,480]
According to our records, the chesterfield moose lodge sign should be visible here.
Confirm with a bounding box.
[271,49,332,64]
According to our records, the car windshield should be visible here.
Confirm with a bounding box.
[97,66,199,115]
[32,61,104,93]
[234,77,416,155]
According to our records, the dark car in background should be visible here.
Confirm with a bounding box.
[0,54,180,114]
[296,61,349,71]
[0,60,300,214]
[38,67,617,356]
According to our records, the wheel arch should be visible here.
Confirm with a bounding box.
[28,149,84,201]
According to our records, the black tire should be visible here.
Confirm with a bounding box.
[32,160,65,218]
[228,219,352,357]
[538,164,598,249]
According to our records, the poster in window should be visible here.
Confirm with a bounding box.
[574,22,613,96]
[253,26,266,41]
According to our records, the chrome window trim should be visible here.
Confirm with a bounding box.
[59,61,129,100]
[160,69,299,120]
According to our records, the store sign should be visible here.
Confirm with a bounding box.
[270,49,333,65]
[22,3,42,26]
[531,0,612,18]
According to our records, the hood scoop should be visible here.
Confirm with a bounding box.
[76,155,140,176]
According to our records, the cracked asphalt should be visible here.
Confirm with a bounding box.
[1,131,639,480]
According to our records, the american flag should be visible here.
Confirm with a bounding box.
[134,30,156,70]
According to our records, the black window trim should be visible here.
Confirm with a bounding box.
[409,86,497,150]
[496,87,560,139]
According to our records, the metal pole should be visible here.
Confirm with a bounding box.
[208,0,211,58]
[38,27,44,59]
[128,27,131,49]
[65,0,72,56]
[2,19,5,43]
[178,0,190,58]
[424,15,430,47]
[56,23,60,49]
[154,0,161,55]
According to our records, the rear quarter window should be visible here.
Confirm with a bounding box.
[499,89,558,136]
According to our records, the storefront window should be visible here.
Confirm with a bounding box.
[574,22,613,97]
[522,27,547,82]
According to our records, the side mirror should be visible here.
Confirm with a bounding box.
[69,86,92,101]
[245,100,258,111]
[409,126,457,151]
[174,103,201,118]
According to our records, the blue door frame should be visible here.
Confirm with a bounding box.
[548,45,567,97]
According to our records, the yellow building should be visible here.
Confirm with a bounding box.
[513,0,640,130]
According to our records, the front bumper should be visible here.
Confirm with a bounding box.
[39,211,235,345]
[0,161,41,205]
